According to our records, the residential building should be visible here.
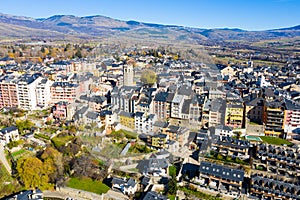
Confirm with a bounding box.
[209,98,226,127]
[52,101,69,120]
[208,89,226,100]
[111,177,137,195]
[189,94,205,127]
[198,161,244,193]
[166,125,189,147]
[153,91,168,119]
[99,110,116,134]
[0,126,19,146]
[283,99,300,139]
[225,99,244,129]
[134,112,157,134]
[245,97,264,124]
[50,82,79,105]
[151,133,169,149]
[211,136,250,160]
[17,73,41,110]
[263,100,285,137]
[142,191,167,200]
[153,121,169,134]
[252,143,300,179]
[36,78,53,108]
[0,77,18,109]
[213,124,234,137]
[119,111,135,130]
[136,158,169,176]
[251,174,300,200]
[111,86,140,113]
[5,189,43,200]
[220,66,236,79]
[171,94,184,118]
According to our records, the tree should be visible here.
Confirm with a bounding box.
[16,119,34,134]
[74,49,82,58]
[16,157,53,190]
[40,147,64,183]
[140,69,157,86]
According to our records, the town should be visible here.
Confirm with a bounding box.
[0,43,300,200]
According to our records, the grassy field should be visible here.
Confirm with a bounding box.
[67,177,110,195]
[169,165,177,177]
[111,129,138,139]
[98,143,123,158]
[51,135,74,148]
[260,136,293,146]
[11,149,34,161]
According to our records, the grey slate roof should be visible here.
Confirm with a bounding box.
[181,99,191,114]
[154,91,168,102]
[136,158,168,174]
[199,161,244,182]
[86,111,99,120]
[285,99,300,110]
[142,191,167,200]
[0,126,17,134]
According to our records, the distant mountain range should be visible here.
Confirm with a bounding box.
[0,13,299,43]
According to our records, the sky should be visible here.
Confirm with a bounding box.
[0,0,299,30]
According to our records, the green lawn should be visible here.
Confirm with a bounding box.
[169,165,177,178]
[11,149,26,157]
[51,135,74,148]
[11,149,34,161]
[67,177,110,195]
[34,133,51,140]
[111,129,137,139]
[260,136,293,146]
[168,195,176,200]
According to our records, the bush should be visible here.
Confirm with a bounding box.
[7,140,23,149]
[34,133,50,140]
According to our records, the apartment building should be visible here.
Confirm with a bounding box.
[283,99,300,139]
[0,76,18,109]
[17,73,41,110]
[153,91,168,120]
[225,99,244,129]
[36,78,53,108]
[198,161,244,194]
[50,82,79,104]
[263,100,285,137]
[135,111,157,134]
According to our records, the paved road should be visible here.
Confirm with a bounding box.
[0,144,11,175]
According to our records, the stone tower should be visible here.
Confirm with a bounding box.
[123,64,134,86]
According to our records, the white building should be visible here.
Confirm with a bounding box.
[111,177,137,195]
[135,112,157,134]
[17,74,41,110]
[213,124,234,137]
[171,94,184,118]
[0,126,19,146]
[36,78,53,109]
